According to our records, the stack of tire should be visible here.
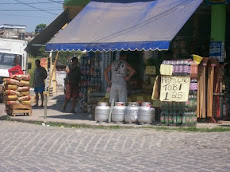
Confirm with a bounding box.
[3,74,31,106]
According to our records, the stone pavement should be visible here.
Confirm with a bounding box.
[0,120,230,171]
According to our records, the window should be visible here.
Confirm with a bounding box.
[0,53,22,67]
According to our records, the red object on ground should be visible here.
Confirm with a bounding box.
[8,65,23,77]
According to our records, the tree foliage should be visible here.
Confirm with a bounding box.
[35,24,47,34]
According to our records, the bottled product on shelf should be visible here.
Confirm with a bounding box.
[161,59,199,77]
[160,58,198,127]
[160,101,197,126]
[78,55,102,111]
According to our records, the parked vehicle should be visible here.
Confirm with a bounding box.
[0,38,28,102]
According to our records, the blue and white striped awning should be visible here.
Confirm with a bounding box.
[46,0,202,52]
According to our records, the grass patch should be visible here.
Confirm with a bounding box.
[5,118,230,132]
[143,126,230,132]
[9,120,126,130]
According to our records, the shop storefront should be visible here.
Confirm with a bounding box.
[46,0,223,125]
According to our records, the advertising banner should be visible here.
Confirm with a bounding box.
[210,41,225,62]
[160,76,190,102]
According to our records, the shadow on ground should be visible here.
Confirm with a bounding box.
[47,113,91,121]
[39,94,91,121]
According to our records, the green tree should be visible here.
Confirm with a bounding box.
[35,24,47,34]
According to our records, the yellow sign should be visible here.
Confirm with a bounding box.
[160,64,173,76]
[145,66,156,75]
[160,76,190,102]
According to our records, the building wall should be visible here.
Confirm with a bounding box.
[0,25,26,39]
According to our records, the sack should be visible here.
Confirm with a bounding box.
[4,90,20,96]
[18,95,30,101]
[11,74,31,81]
[21,101,31,105]
[17,80,30,86]
[19,91,30,96]
[5,101,20,105]
[8,65,23,77]
[3,78,19,85]
[17,86,30,92]
[5,84,18,90]
[4,95,18,101]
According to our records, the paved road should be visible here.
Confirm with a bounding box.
[0,121,230,172]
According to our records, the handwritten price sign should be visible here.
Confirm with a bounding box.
[160,76,190,102]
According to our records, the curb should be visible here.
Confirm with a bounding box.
[5,115,228,131]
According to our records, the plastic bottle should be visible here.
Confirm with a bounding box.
[173,60,179,76]
[190,61,198,78]
[165,111,169,126]
[193,112,197,126]
[194,95,197,111]
[171,60,175,75]
[172,110,177,126]
[185,96,190,112]
[179,60,184,75]
[194,79,198,91]
[160,111,166,125]
[176,111,183,126]
[168,111,173,126]
[183,60,189,75]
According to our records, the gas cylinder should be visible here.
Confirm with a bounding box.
[138,102,155,124]
[125,102,139,123]
[95,102,110,122]
[112,102,126,123]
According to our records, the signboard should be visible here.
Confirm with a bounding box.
[160,64,173,76]
[145,66,156,75]
[40,58,48,69]
[210,41,225,62]
[205,0,230,4]
[160,76,190,102]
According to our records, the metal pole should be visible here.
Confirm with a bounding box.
[44,92,47,123]
[43,51,53,124]
[108,99,114,123]
[49,51,59,93]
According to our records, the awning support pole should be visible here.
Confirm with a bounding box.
[49,51,59,93]
[43,51,59,124]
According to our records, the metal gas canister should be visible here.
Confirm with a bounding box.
[95,102,110,122]
[112,102,126,123]
[138,102,155,124]
[125,102,139,123]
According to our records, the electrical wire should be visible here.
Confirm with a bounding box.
[0,1,63,5]
[0,9,63,11]
[93,0,194,43]
[13,0,59,15]
[47,0,63,4]
[0,12,47,18]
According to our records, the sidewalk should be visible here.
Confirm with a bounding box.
[5,93,230,129]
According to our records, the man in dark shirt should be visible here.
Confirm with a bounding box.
[33,59,47,107]
[63,57,81,113]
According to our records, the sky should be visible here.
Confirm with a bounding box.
[0,0,64,32]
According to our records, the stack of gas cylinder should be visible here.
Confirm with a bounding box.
[95,102,155,125]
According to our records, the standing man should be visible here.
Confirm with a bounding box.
[104,51,135,103]
[63,57,81,113]
[33,59,47,107]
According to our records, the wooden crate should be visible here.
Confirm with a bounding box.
[7,104,32,117]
